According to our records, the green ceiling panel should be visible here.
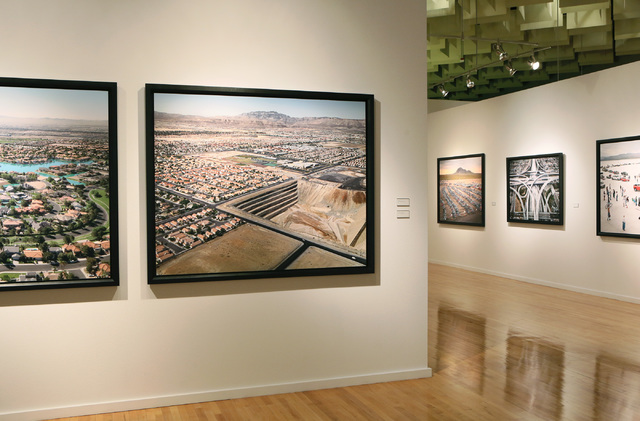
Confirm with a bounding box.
[578,51,614,65]
[617,38,640,55]
[614,0,640,20]
[428,0,640,101]
[517,70,552,81]
[494,78,524,88]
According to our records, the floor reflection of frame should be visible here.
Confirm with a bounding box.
[506,334,565,420]
[595,354,640,420]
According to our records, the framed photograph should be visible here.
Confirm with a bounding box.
[597,135,640,238]
[437,153,485,226]
[0,77,118,291]
[506,153,563,225]
[146,84,374,284]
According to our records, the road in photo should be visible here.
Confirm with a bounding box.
[152,93,369,276]
[0,85,113,284]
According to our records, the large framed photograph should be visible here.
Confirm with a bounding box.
[0,77,118,291]
[146,84,374,284]
[437,153,485,226]
[507,153,563,225]
[597,135,640,238]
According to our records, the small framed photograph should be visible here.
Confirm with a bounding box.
[146,84,374,284]
[597,135,640,238]
[0,77,118,290]
[437,153,485,226]
[506,153,563,225]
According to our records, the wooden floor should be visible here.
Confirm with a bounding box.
[51,264,640,420]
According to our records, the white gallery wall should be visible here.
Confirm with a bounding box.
[428,61,640,302]
[0,1,429,419]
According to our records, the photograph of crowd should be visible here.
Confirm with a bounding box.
[597,136,640,238]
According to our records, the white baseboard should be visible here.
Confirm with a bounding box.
[429,259,640,305]
[1,367,432,421]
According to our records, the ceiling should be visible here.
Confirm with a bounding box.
[427,0,640,101]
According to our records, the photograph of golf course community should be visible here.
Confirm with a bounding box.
[438,155,484,225]
[599,138,640,237]
[0,84,114,287]
[150,90,371,280]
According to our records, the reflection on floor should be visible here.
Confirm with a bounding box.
[505,334,564,420]
[50,263,640,420]
[429,263,640,420]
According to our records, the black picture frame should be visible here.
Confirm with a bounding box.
[506,153,563,225]
[145,84,374,284]
[437,153,485,226]
[0,77,118,291]
[597,135,640,238]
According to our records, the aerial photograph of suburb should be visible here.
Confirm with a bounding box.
[151,91,369,278]
[0,85,113,285]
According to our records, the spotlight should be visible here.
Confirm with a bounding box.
[504,61,517,76]
[437,84,449,97]
[493,43,508,61]
[528,55,541,70]
[466,76,475,88]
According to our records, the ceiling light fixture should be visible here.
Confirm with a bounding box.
[466,75,475,88]
[428,46,550,99]
[528,55,541,70]
[493,43,509,61]
[504,61,517,76]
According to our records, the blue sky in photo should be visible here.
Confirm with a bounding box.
[601,140,640,159]
[0,86,108,121]
[154,93,366,120]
